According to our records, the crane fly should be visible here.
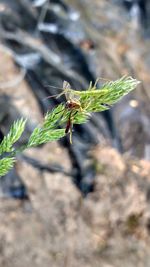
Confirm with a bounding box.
[62,81,83,144]
[44,81,83,144]
[44,78,114,143]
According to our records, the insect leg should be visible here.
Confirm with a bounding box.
[65,111,73,143]
[65,109,79,144]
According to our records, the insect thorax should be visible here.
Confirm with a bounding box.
[65,100,81,110]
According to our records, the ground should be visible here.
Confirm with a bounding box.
[1,147,150,266]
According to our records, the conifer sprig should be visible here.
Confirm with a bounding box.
[0,76,140,177]
[78,76,140,112]
[0,118,27,155]
[0,157,16,176]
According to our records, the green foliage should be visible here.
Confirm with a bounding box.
[76,76,140,112]
[0,118,26,155]
[27,104,67,147]
[0,157,15,176]
[0,76,140,177]
[28,128,66,147]
[43,104,65,129]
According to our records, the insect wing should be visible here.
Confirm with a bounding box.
[62,80,72,100]
[63,81,80,102]
[63,81,71,90]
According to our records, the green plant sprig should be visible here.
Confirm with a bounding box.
[0,76,140,176]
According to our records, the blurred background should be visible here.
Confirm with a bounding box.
[0,0,150,266]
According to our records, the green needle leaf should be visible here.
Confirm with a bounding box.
[0,157,15,177]
[79,76,140,112]
[28,128,66,147]
[0,118,27,155]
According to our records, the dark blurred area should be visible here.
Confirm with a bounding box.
[0,0,149,197]
[0,1,150,266]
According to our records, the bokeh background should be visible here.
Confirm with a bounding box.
[0,0,150,266]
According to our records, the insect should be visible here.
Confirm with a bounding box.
[44,81,83,144]
[44,77,114,142]
[44,77,112,104]
[62,81,83,144]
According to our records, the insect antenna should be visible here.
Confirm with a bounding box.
[44,81,74,91]
[44,84,65,90]
[43,92,64,101]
